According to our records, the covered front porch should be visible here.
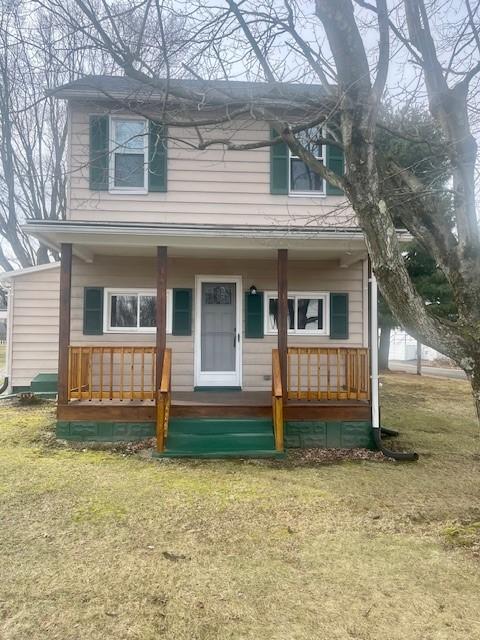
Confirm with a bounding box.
[27,220,374,456]
[60,344,371,454]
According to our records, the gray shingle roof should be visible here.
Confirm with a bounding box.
[51,75,328,106]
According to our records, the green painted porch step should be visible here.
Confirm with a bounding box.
[161,418,281,458]
[169,418,274,435]
[30,372,58,394]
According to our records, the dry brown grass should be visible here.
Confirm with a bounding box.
[0,374,480,640]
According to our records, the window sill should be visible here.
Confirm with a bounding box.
[288,192,327,198]
[108,189,149,196]
[265,331,330,337]
[104,329,172,335]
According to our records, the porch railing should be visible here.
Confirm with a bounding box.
[287,347,370,401]
[68,345,157,401]
[271,349,284,451]
[156,349,172,452]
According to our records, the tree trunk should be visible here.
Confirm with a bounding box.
[416,341,422,376]
[378,325,391,371]
[467,359,480,424]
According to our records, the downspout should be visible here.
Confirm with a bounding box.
[1,281,13,395]
[370,266,418,461]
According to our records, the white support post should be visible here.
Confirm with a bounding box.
[370,271,380,430]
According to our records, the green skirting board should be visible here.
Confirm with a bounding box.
[57,421,156,442]
[285,421,374,449]
[56,419,374,450]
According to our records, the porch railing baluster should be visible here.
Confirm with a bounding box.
[286,347,370,402]
[67,346,159,402]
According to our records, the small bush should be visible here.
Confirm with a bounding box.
[17,392,45,406]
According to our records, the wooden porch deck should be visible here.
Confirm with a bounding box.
[59,389,371,422]
[61,344,372,433]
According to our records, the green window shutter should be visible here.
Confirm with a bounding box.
[330,293,349,339]
[245,292,264,338]
[326,141,344,195]
[270,127,289,194]
[89,115,109,191]
[148,121,167,192]
[172,288,192,335]
[83,287,104,335]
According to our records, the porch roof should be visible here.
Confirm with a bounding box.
[23,220,383,263]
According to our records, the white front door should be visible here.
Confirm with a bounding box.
[195,275,242,388]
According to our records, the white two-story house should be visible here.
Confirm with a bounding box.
[3,76,381,457]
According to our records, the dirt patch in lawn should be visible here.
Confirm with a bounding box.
[1,374,480,640]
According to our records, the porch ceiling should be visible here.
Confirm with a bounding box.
[24,220,373,263]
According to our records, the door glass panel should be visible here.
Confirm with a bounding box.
[201,282,236,372]
[204,284,232,305]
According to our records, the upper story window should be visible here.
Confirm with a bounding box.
[109,117,148,193]
[289,127,325,196]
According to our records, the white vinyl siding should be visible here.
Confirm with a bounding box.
[70,255,366,392]
[68,103,352,227]
[9,266,60,388]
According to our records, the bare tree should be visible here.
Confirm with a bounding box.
[0,0,119,270]
[35,0,480,417]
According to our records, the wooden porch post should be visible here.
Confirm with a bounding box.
[156,246,168,388]
[277,249,288,400]
[57,243,72,407]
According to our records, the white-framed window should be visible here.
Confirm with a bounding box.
[109,116,148,193]
[265,291,329,335]
[289,127,325,196]
[104,288,172,333]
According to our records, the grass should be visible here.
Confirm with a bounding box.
[0,373,480,640]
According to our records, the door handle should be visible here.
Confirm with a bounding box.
[234,332,241,346]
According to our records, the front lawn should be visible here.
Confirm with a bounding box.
[0,374,479,639]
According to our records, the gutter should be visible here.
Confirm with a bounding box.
[1,281,14,395]
[23,220,370,240]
